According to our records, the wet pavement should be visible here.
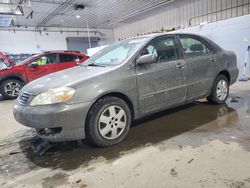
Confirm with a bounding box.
[0,82,250,188]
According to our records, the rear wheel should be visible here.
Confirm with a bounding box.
[207,75,229,104]
[0,79,23,99]
[85,97,131,147]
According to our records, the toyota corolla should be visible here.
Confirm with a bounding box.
[13,33,239,147]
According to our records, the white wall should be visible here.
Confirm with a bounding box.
[115,13,250,76]
[113,0,250,40]
[0,27,114,54]
[112,0,250,77]
[175,15,250,76]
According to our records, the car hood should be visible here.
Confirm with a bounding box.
[22,65,116,95]
[0,63,20,72]
[0,63,10,71]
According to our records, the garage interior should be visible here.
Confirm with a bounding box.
[1,0,250,187]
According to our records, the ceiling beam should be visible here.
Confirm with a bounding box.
[107,0,176,25]
[31,0,62,5]
[37,0,77,27]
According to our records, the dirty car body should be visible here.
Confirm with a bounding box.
[13,33,239,146]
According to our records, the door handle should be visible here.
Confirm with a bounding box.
[176,62,185,69]
[210,57,216,63]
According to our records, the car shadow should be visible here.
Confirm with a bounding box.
[0,95,15,101]
[17,101,239,171]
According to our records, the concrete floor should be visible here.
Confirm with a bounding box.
[0,82,250,188]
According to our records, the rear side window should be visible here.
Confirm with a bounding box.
[180,36,211,57]
[59,54,76,63]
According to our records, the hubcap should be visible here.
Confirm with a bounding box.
[216,80,228,101]
[98,105,127,140]
[4,82,21,97]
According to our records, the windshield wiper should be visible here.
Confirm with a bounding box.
[87,63,106,67]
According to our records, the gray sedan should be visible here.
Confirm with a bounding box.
[13,33,239,147]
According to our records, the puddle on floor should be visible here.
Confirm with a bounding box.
[0,94,250,182]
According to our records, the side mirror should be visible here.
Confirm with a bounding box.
[136,54,157,65]
[29,62,38,68]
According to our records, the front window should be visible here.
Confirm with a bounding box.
[83,37,148,66]
[30,54,57,66]
[140,37,180,63]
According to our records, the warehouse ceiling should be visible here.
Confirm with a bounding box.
[0,0,25,27]
[0,0,175,28]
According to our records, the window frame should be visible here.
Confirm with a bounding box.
[138,35,182,64]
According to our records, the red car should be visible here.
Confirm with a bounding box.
[0,51,89,99]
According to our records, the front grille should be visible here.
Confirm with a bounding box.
[18,92,31,105]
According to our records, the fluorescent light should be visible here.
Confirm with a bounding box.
[76,15,80,19]
[14,9,23,15]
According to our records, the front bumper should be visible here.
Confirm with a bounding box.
[13,101,91,142]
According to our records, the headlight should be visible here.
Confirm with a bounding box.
[30,87,75,106]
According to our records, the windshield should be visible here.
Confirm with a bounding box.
[83,37,148,66]
[15,54,40,65]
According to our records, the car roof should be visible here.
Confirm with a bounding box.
[122,32,205,42]
[148,32,204,38]
[43,51,86,55]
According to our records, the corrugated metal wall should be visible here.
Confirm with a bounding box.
[113,0,250,40]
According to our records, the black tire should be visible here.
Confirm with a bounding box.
[207,74,229,105]
[85,97,131,147]
[0,79,23,99]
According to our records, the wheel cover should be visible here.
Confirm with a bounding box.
[216,80,228,101]
[4,81,21,97]
[98,105,127,140]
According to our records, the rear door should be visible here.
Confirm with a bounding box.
[135,36,187,114]
[25,53,58,81]
[178,35,216,100]
[57,53,78,71]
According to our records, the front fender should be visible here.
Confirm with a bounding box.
[0,73,27,84]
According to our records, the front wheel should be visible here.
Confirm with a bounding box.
[0,79,23,99]
[85,97,131,147]
[207,75,229,104]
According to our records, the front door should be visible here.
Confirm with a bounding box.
[25,53,58,82]
[135,36,187,114]
[178,35,216,100]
